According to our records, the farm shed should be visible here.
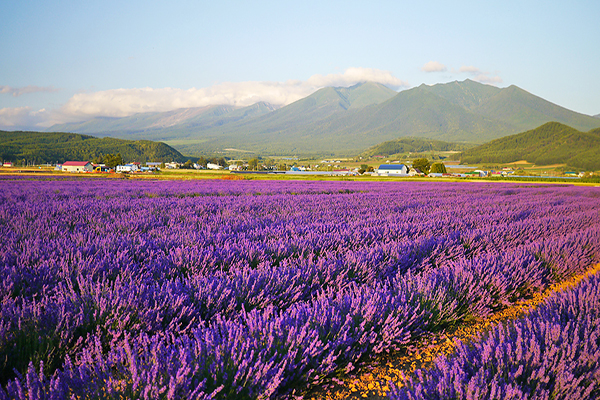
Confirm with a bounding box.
[61,161,93,173]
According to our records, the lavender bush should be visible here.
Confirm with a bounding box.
[1,179,599,398]
[389,270,600,400]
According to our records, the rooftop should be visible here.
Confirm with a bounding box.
[378,164,406,170]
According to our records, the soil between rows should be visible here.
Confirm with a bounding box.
[301,263,600,399]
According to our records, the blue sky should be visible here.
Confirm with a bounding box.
[1,0,599,129]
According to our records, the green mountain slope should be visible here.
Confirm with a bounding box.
[0,131,187,163]
[219,82,397,132]
[167,82,399,155]
[362,137,473,157]
[459,122,600,170]
[333,85,514,143]
[471,85,600,133]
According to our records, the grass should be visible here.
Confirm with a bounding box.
[2,164,599,186]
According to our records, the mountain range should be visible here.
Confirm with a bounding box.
[48,80,600,157]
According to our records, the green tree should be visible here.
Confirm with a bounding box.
[412,158,431,174]
[182,159,194,169]
[430,162,447,173]
[104,153,124,168]
[248,158,259,171]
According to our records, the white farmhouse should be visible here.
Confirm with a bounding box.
[375,164,409,176]
[61,161,93,173]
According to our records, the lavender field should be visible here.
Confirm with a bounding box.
[1,178,600,399]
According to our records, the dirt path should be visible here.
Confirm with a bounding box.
[303,263,600,399]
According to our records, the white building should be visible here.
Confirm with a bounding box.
[61,161,93,173]
[207,163,223,170]
[116,164,140,173]
[375,164,409,176]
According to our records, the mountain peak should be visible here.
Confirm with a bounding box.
[422,79,501,110]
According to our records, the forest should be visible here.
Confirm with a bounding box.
[0,131,187,164]
[458,122,600,171]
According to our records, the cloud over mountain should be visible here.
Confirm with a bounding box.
[59,68,408,120]
[0,68,408,129]
[418,61,502,85]
[457,65,502,84]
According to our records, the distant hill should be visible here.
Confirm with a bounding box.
[0,131,187,163]
[47,80,600,157]
[595,113,600,119]
[362,137,473,157]
[458,122,600,171]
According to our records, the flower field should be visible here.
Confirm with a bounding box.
[1,178,599,399]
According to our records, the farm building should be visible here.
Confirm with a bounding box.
[116,164,140,173]
[61,161,93,173]
[375,164,409,176]
[207,163,223,170]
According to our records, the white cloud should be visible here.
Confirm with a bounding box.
[456,65,502,85]
[0,85,59,97]
[421,61,447,73]
[473,74,503,84]
[458,65,480,74]
[306,67,408,89]
[57,67,409,121]
[0,107,52,128]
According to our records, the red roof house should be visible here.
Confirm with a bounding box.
[61,161,93,173]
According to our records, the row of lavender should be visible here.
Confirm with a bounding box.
[390,269,600,400]
[1,179,599,398]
